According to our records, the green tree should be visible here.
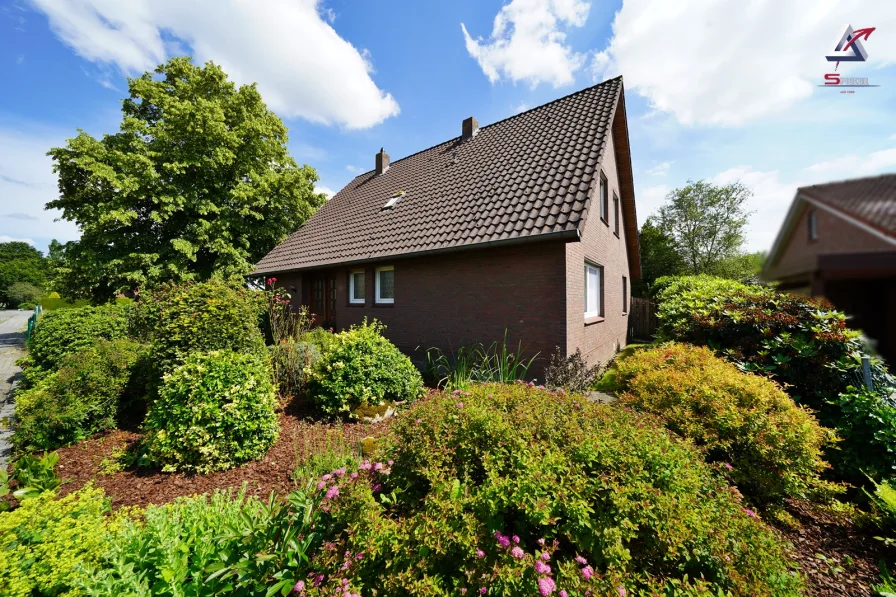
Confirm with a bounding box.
[47,57,325,301]
[7,282,44,305]
[632,217,686,297]
[0,242,46,306]
[657,180,753,276]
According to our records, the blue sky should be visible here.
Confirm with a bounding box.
[1,0,895,256]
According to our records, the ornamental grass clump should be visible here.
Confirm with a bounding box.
[614,343,839,506]
[143,350,279,473]
[302,383,804,596]
[307,319,424,418]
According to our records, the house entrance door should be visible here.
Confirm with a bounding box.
[311,275,337,329]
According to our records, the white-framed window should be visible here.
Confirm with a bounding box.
[375,265,394,304]
[349,269,365,304]
[584,262,603,318]
[613,192,620,236]
[808,208,818,241]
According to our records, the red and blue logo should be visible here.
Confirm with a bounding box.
[823,25,877,89]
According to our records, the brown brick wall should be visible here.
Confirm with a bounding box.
[565,128,631,368]
[769,201,896,281]
[275,241,569,380]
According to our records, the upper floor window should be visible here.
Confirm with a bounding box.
[613,192,620,236]
[375,266,394,304]
[349,269,365,304]
[599,172,609,223]
[584,261,603,318]
[808,208,818,241]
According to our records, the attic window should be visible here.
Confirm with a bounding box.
[383,190,405,210]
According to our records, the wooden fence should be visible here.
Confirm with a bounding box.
[628,297,658,341]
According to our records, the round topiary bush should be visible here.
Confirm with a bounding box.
[13,338,150,451]
[614,343,838,506]
[307,384,804,596]
[27,304,131,376]
[307,319,424,418]
[130,280,266,375]
[143,350,278,473]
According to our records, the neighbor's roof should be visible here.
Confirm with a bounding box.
[254,76,640,277]
[765,172,896,271]
[798,173,896,239]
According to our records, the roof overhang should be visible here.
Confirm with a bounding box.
[250,227,582,277]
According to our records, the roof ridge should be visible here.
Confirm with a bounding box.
[341,76,624,182]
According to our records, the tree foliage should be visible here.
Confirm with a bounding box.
[632,217,686,297]
[656,180,753,277]
[0,242,46,306]
[47,57,325,301]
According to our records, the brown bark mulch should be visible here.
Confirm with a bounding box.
[777,499,893,596]
[54,402,393,509]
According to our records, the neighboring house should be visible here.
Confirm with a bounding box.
[763,173,896,366]
[254,77,641,376]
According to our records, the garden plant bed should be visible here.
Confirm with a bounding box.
[53,409,393,509]
[778,499,891,597]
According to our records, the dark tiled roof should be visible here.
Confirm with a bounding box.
[799,173,896,239]
[255,77,631,274]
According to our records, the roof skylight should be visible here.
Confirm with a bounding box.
[382,190,405,210]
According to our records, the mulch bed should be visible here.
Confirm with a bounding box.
[777,499,892,596]
[54,401,393,509]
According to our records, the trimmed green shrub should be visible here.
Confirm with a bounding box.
[615,343,838,505]
[130,280,266,375]
[0,486,121,597]
[13,339,149,451]
[308,383,804,596]
[26,304,131,382]
[303,327,335,354]
[143,350,279,472]
[833,386,896,482]
[655,275,873,410]
[40,296,91,311]
[307,319,424,417]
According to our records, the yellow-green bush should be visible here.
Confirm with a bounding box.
[616,343,838,505]
[0,486,121,597]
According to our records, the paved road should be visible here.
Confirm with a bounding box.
[0,310,31,467]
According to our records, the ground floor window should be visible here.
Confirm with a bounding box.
[375,266,394,304]
[349,269,365,304]
[585,262,603,318]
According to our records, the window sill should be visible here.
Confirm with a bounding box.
[347,303,366,308]
[373,302,394,308]
[584,316,604,326]
[614,232,620,238]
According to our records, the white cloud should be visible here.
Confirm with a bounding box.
[646,161,671,176]
[636,183,669,225]
[315,185,335,199]
[345,164,365,175]
[0,127,80,247]
[16,55,24,65]
[0,236,35,245]
[805,148,896,177]
[29,0,399,129]
[513,102,530,114]
[594,1,896,125]
[462,0,590,87]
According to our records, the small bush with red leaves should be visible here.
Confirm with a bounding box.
[300,383,803,597]
[615,343,839,506]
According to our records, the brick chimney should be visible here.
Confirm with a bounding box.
[462,117,479,141]
[375,147,390,175]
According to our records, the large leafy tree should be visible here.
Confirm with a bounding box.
[632,217,686,297]
[0,242,47,306]
[656,180,753,276]
[47,57,325,301]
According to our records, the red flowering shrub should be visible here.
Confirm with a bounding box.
[615,343,839,506]
[299,384,803,596]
